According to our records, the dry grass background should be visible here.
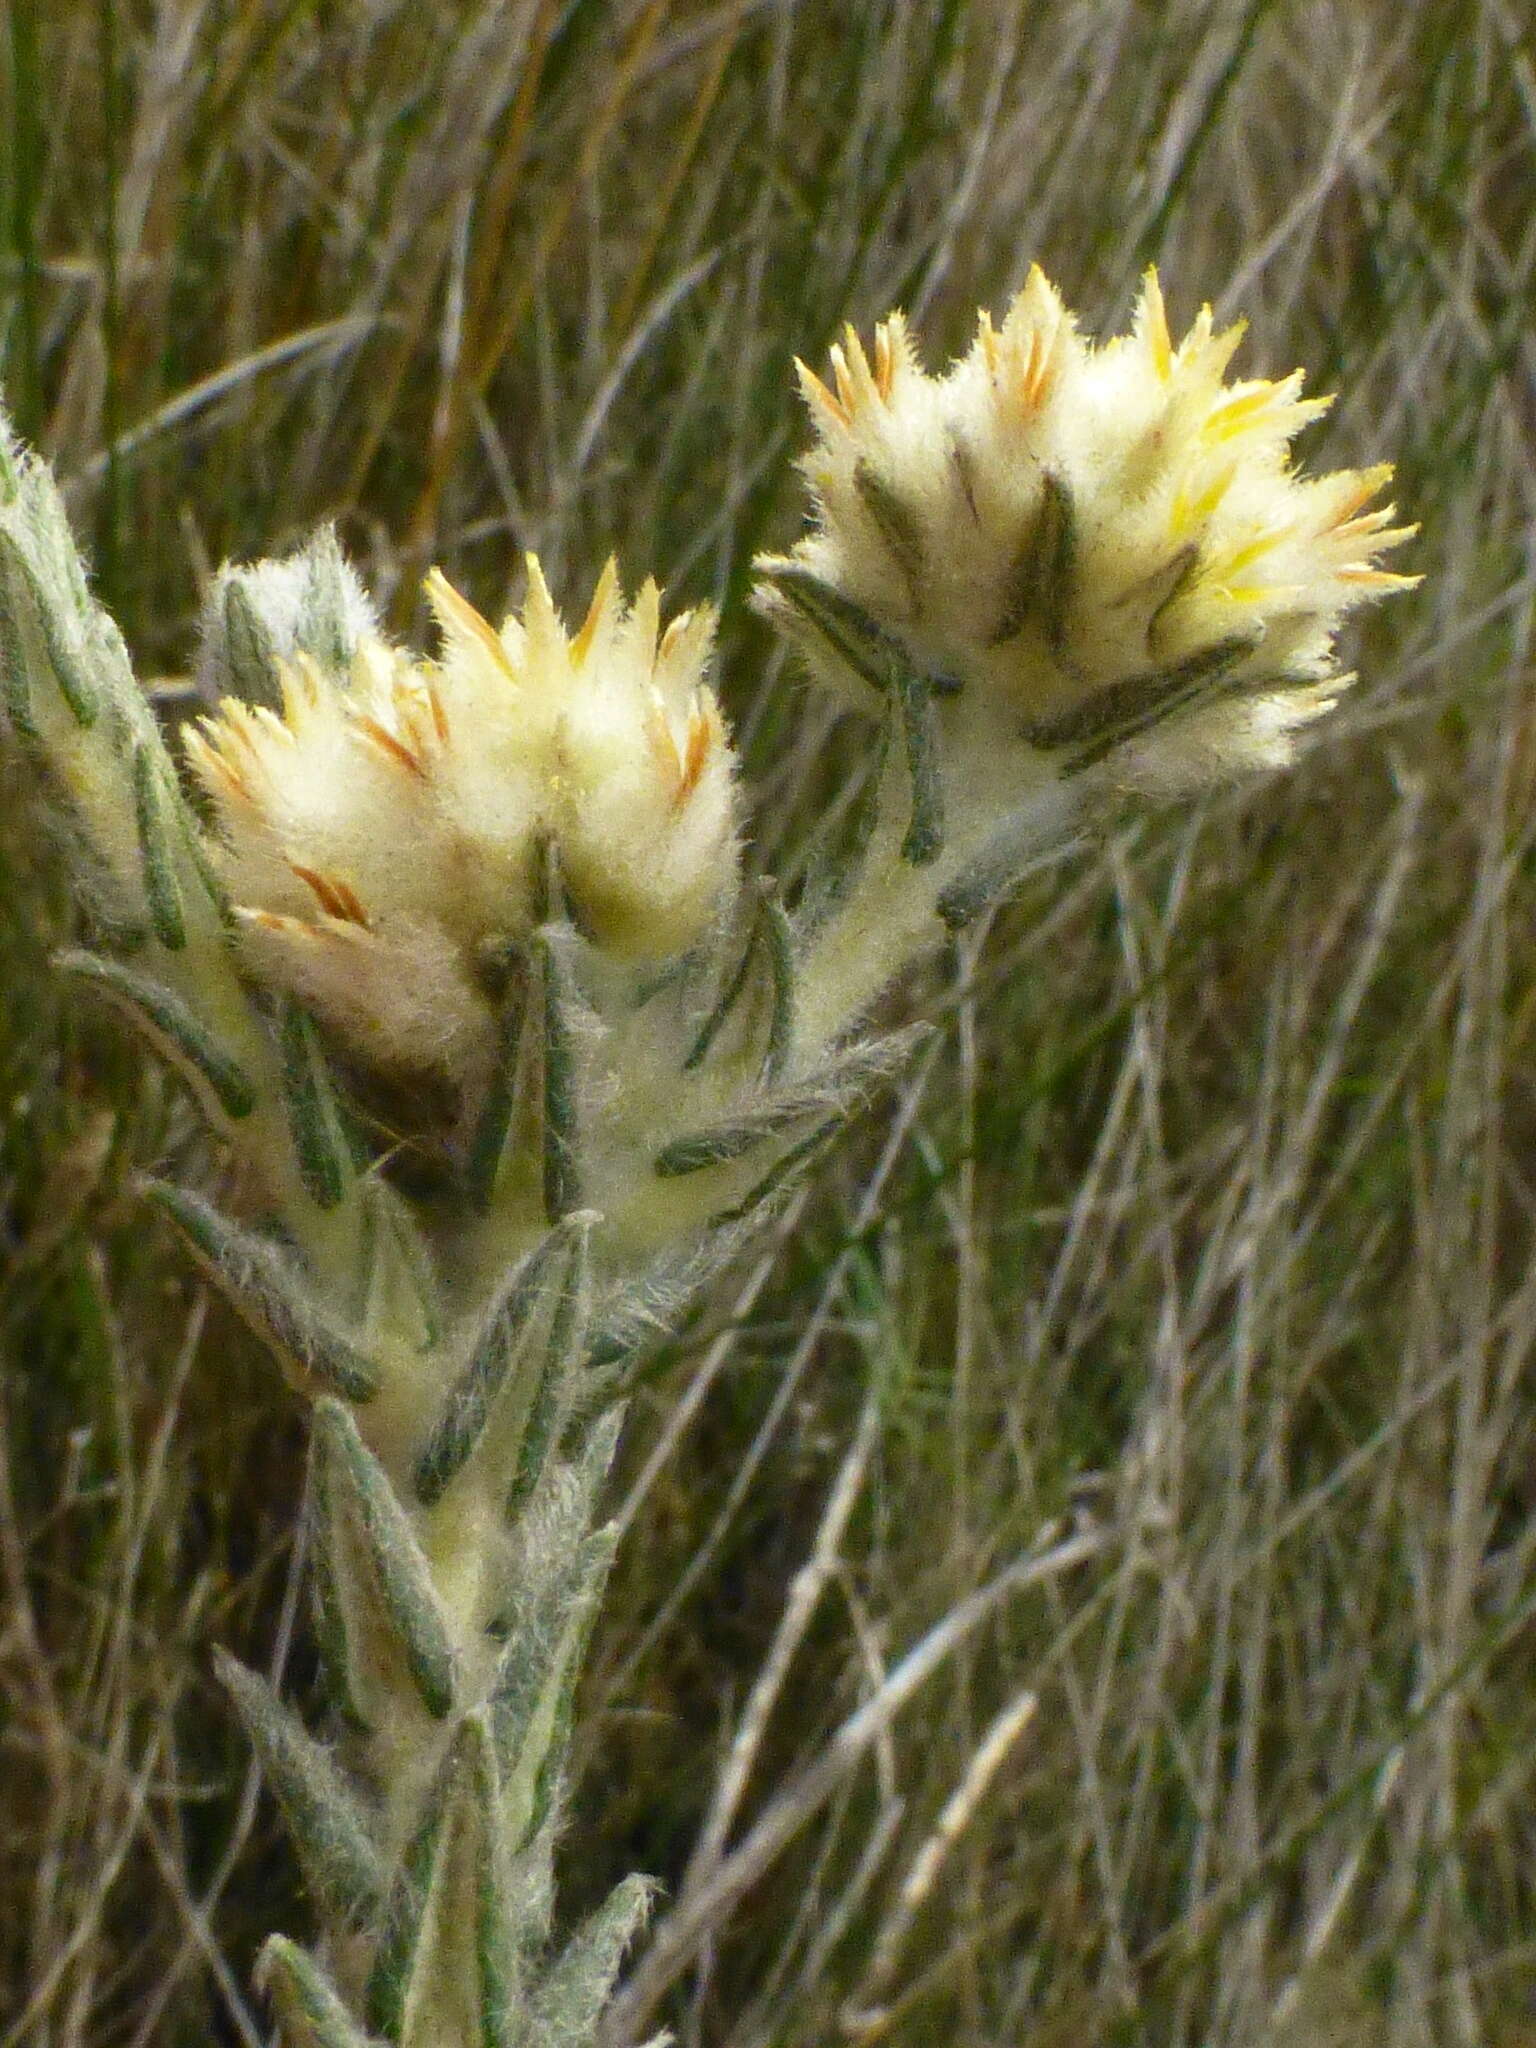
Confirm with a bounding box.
[2,1,1535,2043]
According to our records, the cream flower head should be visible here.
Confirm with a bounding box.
[757,266,1417,805]
[186,559,737,1091]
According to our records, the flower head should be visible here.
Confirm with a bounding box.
[757,266,1417,801]
[186,558,737,1091]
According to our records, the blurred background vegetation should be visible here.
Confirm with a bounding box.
[2,2,1534,2042]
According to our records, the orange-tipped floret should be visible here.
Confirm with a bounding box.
[756,263,1418,804]
[185,555,741,1092]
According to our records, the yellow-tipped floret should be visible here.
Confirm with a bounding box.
[188,561,739,1090]
[758,265,1417,799]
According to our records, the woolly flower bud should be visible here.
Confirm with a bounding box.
[195,529,379,708]
[757,266,1417,804]
[185,557,736,1089]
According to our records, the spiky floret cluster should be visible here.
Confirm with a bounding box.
[186,560,736,1090]
[758,265,1418,801]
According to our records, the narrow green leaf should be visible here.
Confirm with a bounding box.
[530,1873,654,2046]
[131,745,188,950]
[990,468,1076,655]
[571,1405,626,1505]
[26,468,93,618]
[355,1178,443,1352]
[531,831,576,930]
[59,950,257,1119]
[178,802,237,929]
[1022,631,1261,769]
[310,1432,372,1734]
[948,429,982,520]
[463,1716,525,2048]
[256,1937,383,2048]
[279,999,354,1211]
[896,671,943,867]
[794,718,890,937]
[216,1651,385,1925]
[414,1212,595,1510]
[490,1527,617,1797]
[0,531,98,725]
[1143,540,1201,651]
[758,557,964,701]
[365,1715,511,2045]
[143,1180,380,1402]
[524,1702,569,1854]
[758,882,796,1084]
[758,557,899,696]
[853,459,925,606]
[349,1188,382,1333]
[501,1331,564,1522]
[654,1108,808,1178]
[584,1241,724,1375]
[537,932,579,1223]
[827,1019,935,1091]
[300,526,356,673]
[365,1729,463,2042]
[316,1399,457,1720]
[86,609,141,703]
[0,549,37,737]
[1040,474,1076,656]
[545,1527,616,1714]
[502,1273,608,1525]
[710,1115,843,1229]
[656,1027,926,1178]
[937,809,1082,929]
[221,575,280,705]
[683,880,795,1080]
[361,1713,514,2048]
[682,907,758,1073]
[628,943,698,1012]
[467,969,528,1214]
